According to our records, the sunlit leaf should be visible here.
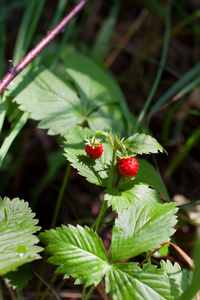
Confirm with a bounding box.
[40,225,110,287]
[0,197,42,275]
[106,263,179,300]
[105,185,163,212]
[124,133,165,155]
[110,202,177,263]
[161,260,192,297]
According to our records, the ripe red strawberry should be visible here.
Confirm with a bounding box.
[116,156,139,178]
[85,137,104,160]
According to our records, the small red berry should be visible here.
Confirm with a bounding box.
[85,143,104,160]
[117,157,139,178]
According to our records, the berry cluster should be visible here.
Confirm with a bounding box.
[85,135,139,178]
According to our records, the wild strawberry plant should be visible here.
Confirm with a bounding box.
[0,52,198,299]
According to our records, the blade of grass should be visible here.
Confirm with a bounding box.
[50,17,75,69]
[164,126,200,181]
[31,150,66,209]
[34,271,61,300]
[24,0,47,51]
[91,0,121,63]
[124,48,180,79]
[162,101,180,143]
[13,0,37,65]
[50,0,69,29]
[3,0,28,12]
[132,9,200,73]
[35,164,71,300]
[36,0,68,65]
[51,163,71,229]
[184,109,200,117]
[0,0,6,79]
[0,112,29,166]
[134,0,166,15]
[0,94,8,136]
[0,0,7,136]
[133,0,172,133]
[105,9,148,67]
[0,0,89,94]
[147,62,200,122]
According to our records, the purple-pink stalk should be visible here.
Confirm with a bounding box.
[0,0,88,94]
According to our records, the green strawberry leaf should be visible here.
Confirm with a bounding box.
[117,158,170,202]
[124,133,166,155]
[87,104,128,135]
[161,260,192,297]
[0,197,42,275]
[63,126,118,187]
[40,225,110,287]
[178,239,200,300]
[105,185,163,213]
[106,263,179,300]
[64,53,129,117]
[110,202,178,263]
[4,263,33,291]
[40,222,180,299]
[6,66,84,135]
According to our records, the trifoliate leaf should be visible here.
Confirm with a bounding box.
[63,126,118,187]
[124,133,165,155]
[110,202,178,263]
[117,158,170,202]
[0,197,42,275]
[105,185,163,213]
[40,225,110,287]
[105,263,179,300]
[4,263,33,290]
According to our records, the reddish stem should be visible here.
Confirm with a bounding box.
[0,0,88,94]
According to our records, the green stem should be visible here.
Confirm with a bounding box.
[92,149,117,233]
[107,149,117,188]
[146,250,151,265]
[51,163,71,228]
[82,283,86,300]
[36,164,70,300]
[16,291,23,300]
[85,285,95,300]
[93,200,108,233]
[40,273,58,300]
[34,270,61,300]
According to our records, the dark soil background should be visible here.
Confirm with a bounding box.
[1,0,200,299]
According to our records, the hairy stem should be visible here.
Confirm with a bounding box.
[92,149,117,233]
